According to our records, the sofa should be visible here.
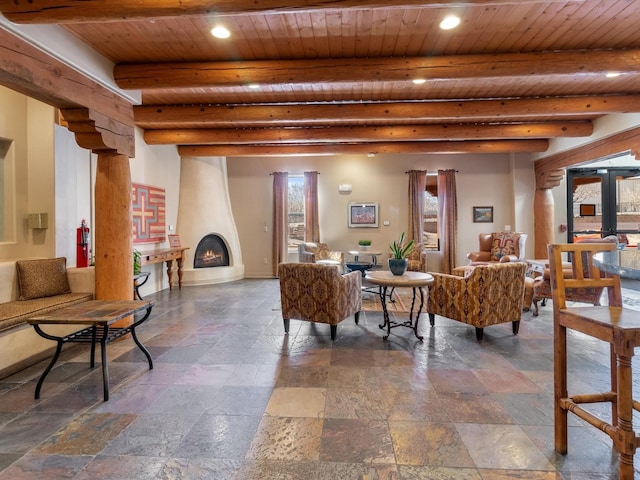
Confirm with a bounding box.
[0,258,94,378]
[427,262,527,341]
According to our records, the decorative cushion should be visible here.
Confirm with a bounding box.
[490,233,520,262]
[16,257,71,300]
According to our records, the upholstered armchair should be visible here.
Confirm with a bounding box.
[278,262,362,340]
[467,232,527,265]
[427,262,526,341]
[406,243,428,272]
[298,242,344,270]
[531,235,617,316]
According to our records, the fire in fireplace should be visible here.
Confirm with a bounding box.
[194,234,230,268]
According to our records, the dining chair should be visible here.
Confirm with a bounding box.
[548,242,640,480]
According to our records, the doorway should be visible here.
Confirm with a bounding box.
[567,168,640,245]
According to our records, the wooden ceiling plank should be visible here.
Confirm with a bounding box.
[0,1,587,23]
[178,139,550,157]
[113,49,640,89]
[144,121,593,145]
[133,96,640,128]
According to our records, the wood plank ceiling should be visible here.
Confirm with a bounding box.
[1,0,640,156]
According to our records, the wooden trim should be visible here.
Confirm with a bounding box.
[534,126,640,189]
[0,28,134,129]
[178,140,549,157]
[134,96,640,128]
[147,122,591,146]
[0,0,587,23]
[114,50,639,89]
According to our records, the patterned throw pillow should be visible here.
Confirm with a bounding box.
[16,257,71,300]
[490,233,520,262]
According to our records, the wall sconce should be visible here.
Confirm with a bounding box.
[338,184,352,193]
[27,213,48,229]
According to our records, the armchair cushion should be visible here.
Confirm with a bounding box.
[490,232,521,262]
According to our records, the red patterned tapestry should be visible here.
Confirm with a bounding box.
[132,183,166,244]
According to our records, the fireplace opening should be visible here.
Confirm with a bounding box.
[194,234,230,268]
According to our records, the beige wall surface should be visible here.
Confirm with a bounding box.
[227,153,535,277]
[0,87,45,260]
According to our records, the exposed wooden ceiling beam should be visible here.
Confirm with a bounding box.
[61,108,135,156]
[144,122,592,145]
[178,139,550,157]
[135,96,639,128]
[0,0,586,23]
[0,28,134,129]
[114,50,640,90]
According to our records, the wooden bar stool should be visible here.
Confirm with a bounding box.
[548,242,640,480]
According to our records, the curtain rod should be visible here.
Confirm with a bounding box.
[404,170,458,174]
[269,172,321,175]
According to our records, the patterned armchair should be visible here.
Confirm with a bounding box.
[298,242,344,270]
[467,232,527,265]
[427,262,526,341]
[278,262,362,340]
[531,235,618,316]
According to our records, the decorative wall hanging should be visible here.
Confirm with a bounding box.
[132,183,166,244]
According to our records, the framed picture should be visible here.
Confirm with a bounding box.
[348,202,379,228]
[473,206,493,223]
[168,234,182,248]
[579,204,596,216]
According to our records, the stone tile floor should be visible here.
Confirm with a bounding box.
[0,279,639,479]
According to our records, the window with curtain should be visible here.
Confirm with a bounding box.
[287,175,304,249]
[423,174,439,250]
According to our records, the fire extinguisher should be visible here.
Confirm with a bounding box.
[76,219,90,268]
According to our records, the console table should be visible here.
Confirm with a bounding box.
[140,247,189,289]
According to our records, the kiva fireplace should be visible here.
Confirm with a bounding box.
[176,156,244,285]
[194,234,230,268]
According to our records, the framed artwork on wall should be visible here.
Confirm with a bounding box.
[579,204,596,216]
[473,206,493,223]
[348,202,379,228]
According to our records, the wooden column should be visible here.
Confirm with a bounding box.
[95,152,133,304]
[534,188,555,259]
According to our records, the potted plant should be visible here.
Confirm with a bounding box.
[388,232,414,276]
[133,249,142,275]
[358,239,372,250]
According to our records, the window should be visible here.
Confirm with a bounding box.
[423,174,439,250]
[567,167,640,246]
[287,175,304,249]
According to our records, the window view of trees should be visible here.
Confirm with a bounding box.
[423,176,439,250]
[288,176,304,248]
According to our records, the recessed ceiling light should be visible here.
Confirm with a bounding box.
[412,78,426,85]
[605,71,621,78]
[211,25,231,39]
[440,15,461,30]
[248,84,260,89]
